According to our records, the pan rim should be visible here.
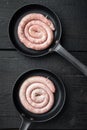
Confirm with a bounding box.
[12,68,66,122]
[9,4,62,57]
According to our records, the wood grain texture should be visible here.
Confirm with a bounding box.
[0,51,87,129]
[0,0,87,129]
[0,0,87,51]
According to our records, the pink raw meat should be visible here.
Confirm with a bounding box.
[19,76,56,114]
[18,13,55,50]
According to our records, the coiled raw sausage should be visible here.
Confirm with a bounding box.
[18,13,55,50]
[19,76,56,114]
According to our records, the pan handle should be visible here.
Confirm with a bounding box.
[54,44,87,76]
[20,117,31,130]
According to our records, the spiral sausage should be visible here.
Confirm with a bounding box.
[18,13,55,50]
[19,76,56,114]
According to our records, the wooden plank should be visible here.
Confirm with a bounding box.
[0,76,87,129]
[0,0,87,129]
[0,51,87,76]
[0,0,87,51]
[0,51,87,129]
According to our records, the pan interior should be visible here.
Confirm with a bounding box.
[9,4,61,57]
[13,69,66,122]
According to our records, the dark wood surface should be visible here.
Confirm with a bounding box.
[0,0,87,129]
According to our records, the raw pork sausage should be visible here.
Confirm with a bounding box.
[18,13,55,50]
[19,76,56,114]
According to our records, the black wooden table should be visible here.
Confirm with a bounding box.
[0,0,87,129]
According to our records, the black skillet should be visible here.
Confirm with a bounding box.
[9,4,87,76]
[13,69,66,130]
